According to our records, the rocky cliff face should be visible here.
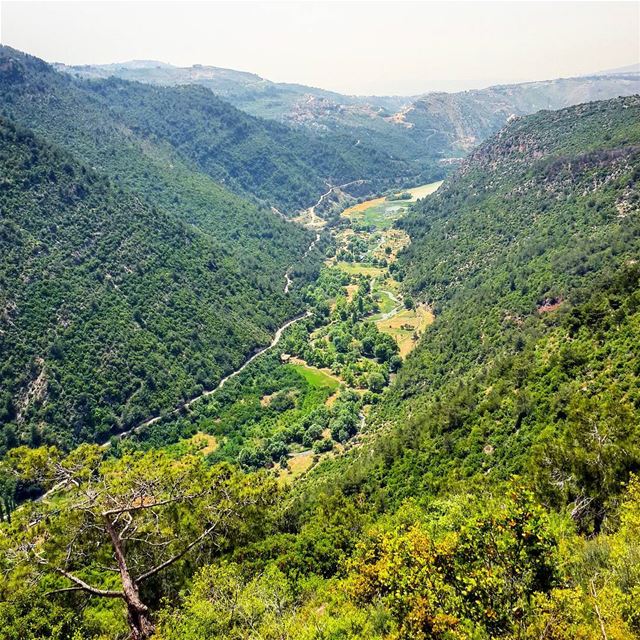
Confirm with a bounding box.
[57,59,640,179]
[400,76,640,153]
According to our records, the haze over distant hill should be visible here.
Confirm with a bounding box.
[594,62,640,75]
[58,59,640,159]
[1,23,640,637]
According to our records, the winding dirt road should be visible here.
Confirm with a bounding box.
[284,271,293,294]
[117,180,363,440]
[305,180,367,225]
[113,311,311,443]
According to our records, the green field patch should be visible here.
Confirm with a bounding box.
[373,290,397,316]
[354,202,408,229]
[290,363,340,390]
[336,261,385,277]
[343,181,442,230]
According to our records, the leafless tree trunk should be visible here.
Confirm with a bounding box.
[103,516,155,639]
[36,506,230,639]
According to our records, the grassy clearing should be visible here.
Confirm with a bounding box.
[361,204,405,229]
[377,304,435,357]
[260,392,276,407]
[406,180,443,201]
[290,362,340,390]
[277,449,316,485]
[287,450,315,475]
[354,203,407,230]
[380,277,402,295]
[181,432,219,456]
[336,261,385,277]
[373,290,397,315]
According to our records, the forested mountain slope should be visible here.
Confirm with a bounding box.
[82,78,418,209]
[1,47,423,212]
[59,58,640,164]
[1,97,639,640]
[55,59,429,166]
[0,118,317,451]
[328,96,640,531]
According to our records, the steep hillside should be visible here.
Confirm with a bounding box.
[0,115,315,452]
[0,47,422,213]
[333,96,640,527]
[58,59,640,165]
[2,98,639,640]
[82,78,420,209]
[402,75,640,152]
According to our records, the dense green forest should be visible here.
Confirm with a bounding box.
[0,43,391,452]
[0,71,639,640]
[58,58,640,165]
[0,118,316,450]
[0,46,432,213]
[83,78,424,211]
[372,97,640,525]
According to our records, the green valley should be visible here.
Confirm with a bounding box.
[99,179,443,482]
[0,36,639,640]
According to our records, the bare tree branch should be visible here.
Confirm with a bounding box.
[53,567,124,598]
[33,554,124,598]
[101,490,207,516]
[135,511,228,583]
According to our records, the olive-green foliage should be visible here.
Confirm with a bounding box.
[2,74,640,640]
[348,487,559,639]
[0,119,308,452]
[0,446,279,638]
[351,97,640,526]
[0,46,420,214]
[156,562,295,640]
[153,480,640,639]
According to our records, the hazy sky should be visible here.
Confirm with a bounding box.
[1,1,638,95]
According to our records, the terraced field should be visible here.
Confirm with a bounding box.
[333,180,440,357]
[376,304,435,357]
